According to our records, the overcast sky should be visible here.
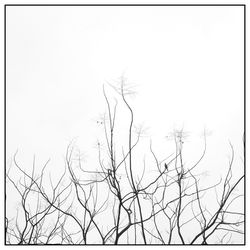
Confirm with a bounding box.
[6,5,244,179]
[5,5,245,245]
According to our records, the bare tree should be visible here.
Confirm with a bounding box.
[6,78,244,245]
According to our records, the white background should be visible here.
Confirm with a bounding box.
[1,0,247,248]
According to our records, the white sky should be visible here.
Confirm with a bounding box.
[4,4,245,245]
[6,5,244,181]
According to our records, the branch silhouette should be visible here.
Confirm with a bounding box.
[6,79,244,245]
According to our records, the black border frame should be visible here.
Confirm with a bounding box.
[4,4,246,246]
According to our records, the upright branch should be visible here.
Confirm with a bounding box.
[6,80,244,245]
